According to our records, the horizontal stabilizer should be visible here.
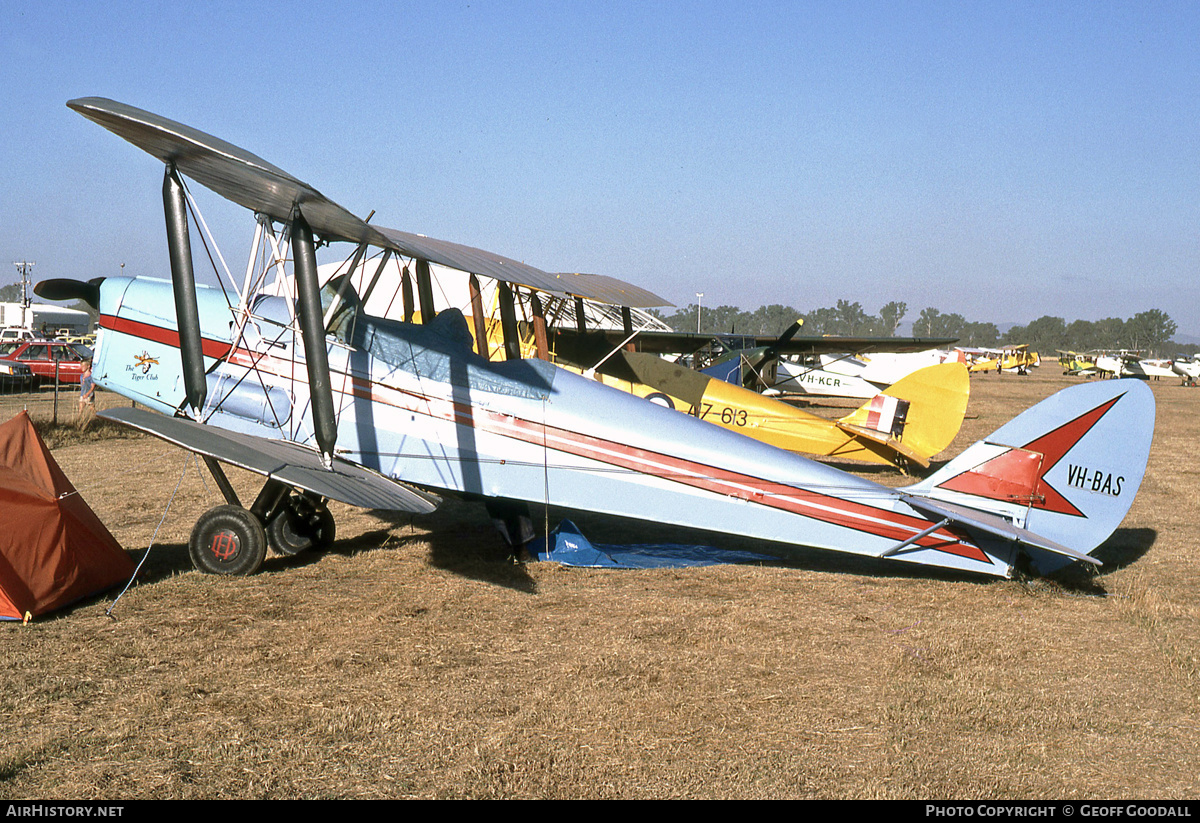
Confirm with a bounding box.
[101,407,439,514]
[835,422,929,467]
[900,493,1100,566]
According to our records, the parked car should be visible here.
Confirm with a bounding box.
[0,358,34,388]
[0,327,35,345]
[0,340,93,384]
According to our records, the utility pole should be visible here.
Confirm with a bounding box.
[12,260,35,329]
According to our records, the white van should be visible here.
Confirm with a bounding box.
[0,328,34,344]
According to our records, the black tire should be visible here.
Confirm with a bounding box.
[189,505,268,575]
[267,495,336,556]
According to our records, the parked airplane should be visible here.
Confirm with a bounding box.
[1095,352,1174,381]
[1058,351,1100,377]
[1171,356,1200,386]
[769,349,966,399]
[556,342,969,470]
[965,345,1039,375]
[635,322,958,398]
[39,97,1156,581]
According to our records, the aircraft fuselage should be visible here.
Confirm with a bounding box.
[92,276,1015,577]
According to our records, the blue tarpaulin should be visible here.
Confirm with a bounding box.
[529,520,780,569]
[700,358,743,385]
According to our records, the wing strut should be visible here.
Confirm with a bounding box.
[162,164,207,416]
[291,213,338,468]
[415,259,437,321]
[529,291,551,360]
[574,297,587,334]
[468,275,491,358]
[497,281,521,361]
[401,265,415,323]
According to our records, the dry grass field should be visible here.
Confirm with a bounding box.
[1,369,1197,799]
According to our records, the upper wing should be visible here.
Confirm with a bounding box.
[552,327,958,359]
[67,97,669,309]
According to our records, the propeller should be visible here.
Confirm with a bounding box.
[762,319,804,363]
[33,277,105,309]
[744,319,805,390]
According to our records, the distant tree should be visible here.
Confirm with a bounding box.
[1123,310,1176,356]
[958,321,999,347]
[801,306,840,335]
[658,303,758,334]
[654,301,1184,355]
[746,304,803,336]
[1066,319,1099,351]
[1094,317,1127,350]
[878,301,907,336]
[915,307,971,339]
[1008,316,1068,353]
[915,307,942,337]
[829,300,871,336]
[0,283,24,303]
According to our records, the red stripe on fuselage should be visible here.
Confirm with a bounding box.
[100,314,233,360]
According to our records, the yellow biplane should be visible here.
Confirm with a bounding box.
[1058,351,1099,377]
[965,344,1039,374]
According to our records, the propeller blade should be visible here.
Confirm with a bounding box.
[776,319,804,347]
[757,319,805,366]
[747,319,805,391]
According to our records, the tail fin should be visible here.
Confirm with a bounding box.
[905,379,1155,573]
[835,362,970,468]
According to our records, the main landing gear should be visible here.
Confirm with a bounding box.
[188,462,335,575]
[189,505,269,576]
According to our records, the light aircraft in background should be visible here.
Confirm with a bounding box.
[1094,351,1174,381]
[39,97,1156,581]
[964,345,1039,375]
[1171,356,1200,386]
[768,349,967,400]
[1058,351,1100,377]
[621,321,959,398]
[552,339,969,471]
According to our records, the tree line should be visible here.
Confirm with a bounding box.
[3,281,1189,358]
[651,301,1191,358]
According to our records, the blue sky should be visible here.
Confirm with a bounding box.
[2,1,1197,335]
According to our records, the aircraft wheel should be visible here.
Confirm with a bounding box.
[267,494,336,556]
[189,505,268,575]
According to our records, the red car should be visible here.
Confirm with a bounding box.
[0,340,93,384]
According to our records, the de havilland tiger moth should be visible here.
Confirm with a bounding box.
[38,97,1156,580]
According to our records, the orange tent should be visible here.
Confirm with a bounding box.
[0,412,133,620]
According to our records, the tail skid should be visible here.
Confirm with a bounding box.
[903,379,1155,574]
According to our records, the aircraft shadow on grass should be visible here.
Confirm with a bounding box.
[101,520,1158,606]
[1088,527,1157,574]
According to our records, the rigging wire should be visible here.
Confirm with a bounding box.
[106,454,193,618]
